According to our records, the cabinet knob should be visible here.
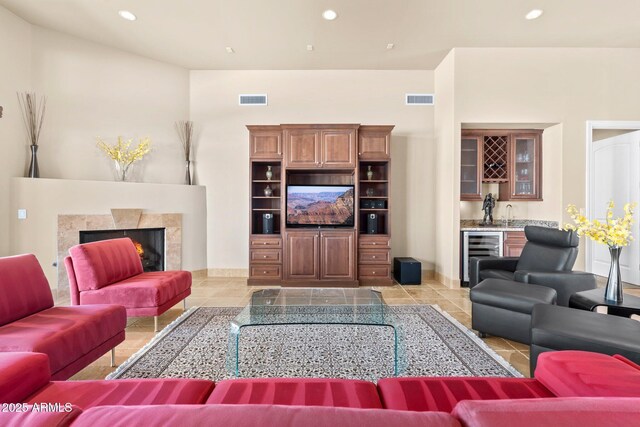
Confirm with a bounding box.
[263,242,267,245]
[358,152,362,156]
[373,271,377,275]
[372,256,376,259]
[263,255,267,258]
[263,271,267,274]
[373,242,377,245]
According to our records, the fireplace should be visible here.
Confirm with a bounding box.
[79,228,166,272]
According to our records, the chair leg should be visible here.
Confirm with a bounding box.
[183,298,187,311]
[154,316,159,332]
[110,348,116,367]
[478,332,488,338]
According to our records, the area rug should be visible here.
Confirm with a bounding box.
[108,305,522,382]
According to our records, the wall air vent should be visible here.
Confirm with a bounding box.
[239,94,268,106]
[405,94,434,106]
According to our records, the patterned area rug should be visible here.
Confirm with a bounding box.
[108,305,522,382]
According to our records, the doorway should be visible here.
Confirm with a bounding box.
[586,121,640,285]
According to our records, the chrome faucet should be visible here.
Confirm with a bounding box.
[505,204,513,227]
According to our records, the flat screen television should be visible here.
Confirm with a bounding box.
[286,185,355,227]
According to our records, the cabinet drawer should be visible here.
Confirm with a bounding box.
[359,249,390,264]
[250,236,282,248]
[250,249,282,264]
[250,265,282,278]
[359,236,390,248]
[358,265,391,279]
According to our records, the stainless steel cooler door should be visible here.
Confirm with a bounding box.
[462,231,504,282]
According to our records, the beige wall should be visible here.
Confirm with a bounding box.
[29,26,190,184]
[434,51,459,286]
[0,7,31,256]
[190,70,434,271]
[9,178,207,290]
[436,48,640,281]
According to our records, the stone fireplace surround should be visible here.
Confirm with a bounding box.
[57,209,182,296]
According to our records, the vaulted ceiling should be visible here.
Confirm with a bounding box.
[2,0,639,69]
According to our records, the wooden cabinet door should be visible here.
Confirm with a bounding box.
[250,130,282,159]
[501,132,542,200]
[285,231,319,280]
[359,127,391,160]
[284,129,320,168]
[321,129,356,168]
[319,230,355,280]
[504,231,527,257]
[460,134,483,201]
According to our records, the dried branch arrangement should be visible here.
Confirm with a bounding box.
[175,120,194,161]
[17,92,47,146]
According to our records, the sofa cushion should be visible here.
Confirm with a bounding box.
[79,271,192,308]
[377,377,553,412]
[0,254,54,326]
[27,378,214,408]
[452,397,640,427]
[534,350,640,397]
[206,378,382,408]
[479,269,515,282]
[0,353,50,404]
[0,405,81,427]
[470,279,557,314]
[74,404,461,427]
[69,238,143,291]
[0,305,126,376]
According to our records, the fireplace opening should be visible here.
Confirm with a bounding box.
[79,228,165,272]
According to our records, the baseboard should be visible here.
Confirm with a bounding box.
[207,268,249,278]
[434,271,461,289]
[191,269,209,279]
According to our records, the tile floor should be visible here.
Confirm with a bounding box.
[62,277,640,381]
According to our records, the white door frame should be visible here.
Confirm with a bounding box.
[585,121,640,274]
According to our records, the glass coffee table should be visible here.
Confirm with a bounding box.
[226,288,404,377]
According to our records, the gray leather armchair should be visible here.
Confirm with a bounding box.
[469,226,596,306]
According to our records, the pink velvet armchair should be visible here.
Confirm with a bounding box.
[65,238,191,331]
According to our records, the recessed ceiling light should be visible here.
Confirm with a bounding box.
[225,47,235,54]
[322,10,338,21]
[386,43,395,50]
[118,10,137,21]
[525,9,543,20]
[307,45,314,51]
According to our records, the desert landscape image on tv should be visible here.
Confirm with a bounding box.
[287,185,354,226]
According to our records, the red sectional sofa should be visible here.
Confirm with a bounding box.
[65,238,192,331]
[0,255,126,380]
[1,350,640,426]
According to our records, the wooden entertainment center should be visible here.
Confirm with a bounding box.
[247,124,394,287]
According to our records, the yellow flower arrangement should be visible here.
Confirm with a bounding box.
[565,201,636,248]
[97,136,151,181]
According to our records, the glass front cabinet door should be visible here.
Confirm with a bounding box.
[460,135,483,201]
[500,131,542,200]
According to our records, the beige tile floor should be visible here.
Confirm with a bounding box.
[62,278,640,381]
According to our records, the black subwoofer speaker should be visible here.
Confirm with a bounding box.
[367,213,378,234]
[262,213,274,234]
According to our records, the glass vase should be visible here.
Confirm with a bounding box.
[604,246,623,303]
[113,161,132,182]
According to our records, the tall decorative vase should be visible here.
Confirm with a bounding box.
[266,165,273,181]
[185,160,192,185]
[28,144,39,178]
[367,165,373,181]
[604,246,623,303]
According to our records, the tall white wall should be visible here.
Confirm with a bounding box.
[190,70,435,272]
[0,7,31,256]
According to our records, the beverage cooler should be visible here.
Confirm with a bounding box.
[462,231,504,283]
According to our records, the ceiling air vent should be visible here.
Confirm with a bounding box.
[405,94,434,106]
[239,94,268,106]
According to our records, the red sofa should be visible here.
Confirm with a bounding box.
[65,238,192,331]
[1,350,639,426]
[0,254,126,380]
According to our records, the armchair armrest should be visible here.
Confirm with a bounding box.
[469,257,520,288]
[514,270,597,306]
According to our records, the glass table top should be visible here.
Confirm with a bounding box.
[226,288,404,377]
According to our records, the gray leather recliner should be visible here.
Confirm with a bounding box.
[469,226,596,306]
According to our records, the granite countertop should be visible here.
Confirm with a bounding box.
[460,219,559,232]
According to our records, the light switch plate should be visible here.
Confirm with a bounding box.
[17,209,27,220]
